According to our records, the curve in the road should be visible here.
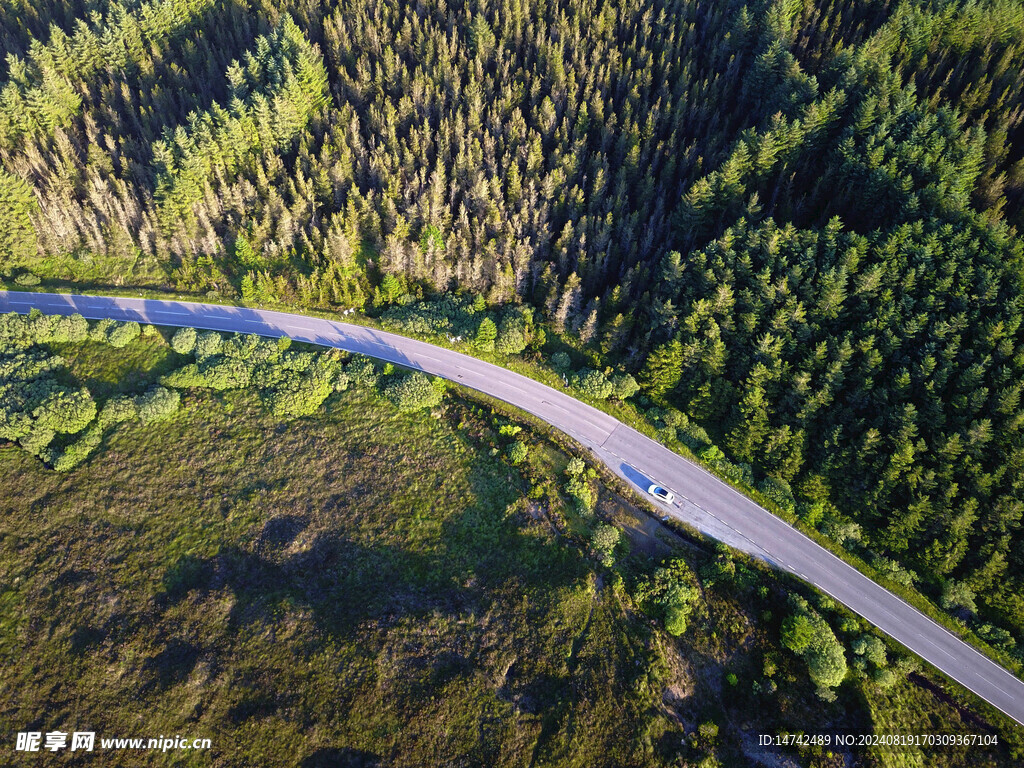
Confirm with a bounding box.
[3,290,1023,728]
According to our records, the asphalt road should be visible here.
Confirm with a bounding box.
[3,290,1024,727]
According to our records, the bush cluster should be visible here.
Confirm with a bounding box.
[380,293,538,357]
[634,558,702,636]
[563,456,596,514]
[161,330,349,418]
[781,596,848,699]
[381,371,445,412]
[0,312,181,472]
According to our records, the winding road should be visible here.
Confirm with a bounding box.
[3,290,1024,728]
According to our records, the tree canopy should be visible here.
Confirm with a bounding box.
[3,0,1024,648]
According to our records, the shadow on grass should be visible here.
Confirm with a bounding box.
[144,638,202,691]
[147,448,597,755]
[160,523,587,637]
[258,514,308,549]
[158,445,591,637]
[160,534,450,638]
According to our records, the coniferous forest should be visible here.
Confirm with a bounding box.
[3,0,1024,662]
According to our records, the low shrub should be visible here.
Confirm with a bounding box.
[382,371,445,412]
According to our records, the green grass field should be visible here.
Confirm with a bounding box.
[1,335,1021,767]
[0,378,666,766]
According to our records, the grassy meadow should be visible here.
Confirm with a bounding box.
[0,333,1021,767]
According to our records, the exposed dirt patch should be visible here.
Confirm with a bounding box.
[597,490,697,559]
[658,635,697,727]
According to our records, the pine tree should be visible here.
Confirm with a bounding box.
[475,316,498,352]
[640,337,684,395]
[0,171,38,264]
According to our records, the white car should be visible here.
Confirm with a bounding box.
[647,484,675,504]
